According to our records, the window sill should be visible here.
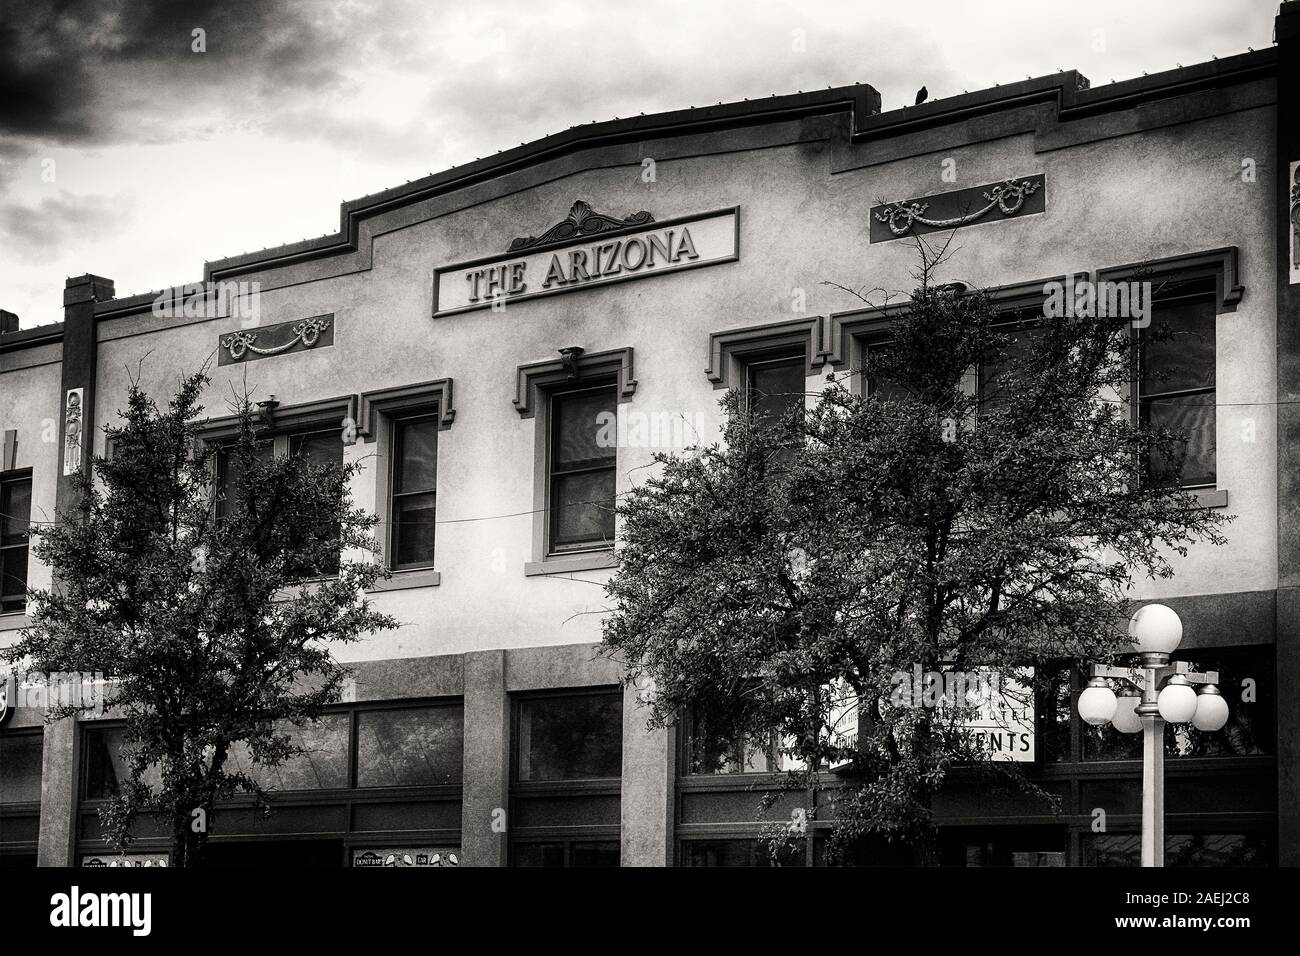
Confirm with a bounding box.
[1190,488,1228,509]
[524,551,618,577]
[0,612,29,632]
[368,567,441,592]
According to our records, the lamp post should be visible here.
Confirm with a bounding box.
[1076,604,1229,867]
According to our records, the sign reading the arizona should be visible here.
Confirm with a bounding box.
[433,202,739,316]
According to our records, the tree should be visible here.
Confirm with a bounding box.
[3,370,396,865]
[601,245,1229,865]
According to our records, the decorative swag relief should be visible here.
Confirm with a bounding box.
[869,175,1046,242]
[218,314,334,365]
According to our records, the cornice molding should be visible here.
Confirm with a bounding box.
[705,316,834,389]
[1095,246,1244,313]
[201,394,359,442]
[357,379,456,438]
[513,348,636,418]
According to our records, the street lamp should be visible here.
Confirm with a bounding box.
[1077,604,1229,867]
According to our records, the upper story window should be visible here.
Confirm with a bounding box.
[743,350,805,422]
[976,312,1042,417]
[1139,282,1217,488]
[389,415,438,570]
[548,383,617,554]
[0,472,32,614]
[214,427,343,576]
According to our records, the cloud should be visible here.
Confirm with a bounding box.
[0,189,133,259]
[0,0,375,147]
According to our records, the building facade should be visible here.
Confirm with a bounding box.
[3,4,1299,866]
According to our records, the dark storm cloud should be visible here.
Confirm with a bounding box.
[0,0,357,145]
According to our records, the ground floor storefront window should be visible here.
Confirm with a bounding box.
[74,699,464,867]
[509,688,623,866]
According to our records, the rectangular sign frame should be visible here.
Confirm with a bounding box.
[432,206,740,317]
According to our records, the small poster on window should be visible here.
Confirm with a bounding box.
[351,847,459,867]
[81,853,170,867]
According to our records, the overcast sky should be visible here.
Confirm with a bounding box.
[0,0,1279,329]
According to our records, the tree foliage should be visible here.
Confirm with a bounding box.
[601,253,1229,864]
[3,370,395,865]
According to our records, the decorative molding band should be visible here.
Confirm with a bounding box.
[513,347,636,418]
[508,200,654,253]
[1094,246,1243,314]
[217,314,334,366]
[705,317,835,389]
[358,379,456,440]
[202,394,360,442]
[869,175,1046,242]
[1290,161,1299,285]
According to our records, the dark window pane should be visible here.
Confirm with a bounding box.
[0,733,43,804]
[1085,833,1271,867]
[551,470,615,549]
[684,839,805,867]
[553,389,616,469]
[0,477,30,614]
[1142,301,1216,395]
[290,429,342,463]
[391,416,438,569]
[1083,648,1273,761]
[516,693,622,781]
[513,843,566,867]
[227,715,350,791]
[356,706,464,787]
[979,322,1043,413]
[571,841,620,867]
[1,479,31,544]
[1040,665,1073,763]
[686,711,777,775]
[289,429,343,576]
[393,492,436,568]
[215,442,273,520]
[1166,648,1273,758]
[395,418,438,492]
[747,356,805,422]
[1,548,28,613]
[83,727,163,799]
[1146,394,1215,486]
[1165,833,1272,866]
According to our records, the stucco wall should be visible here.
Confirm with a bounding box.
[0,353,63,640]
[75,99,1277,662]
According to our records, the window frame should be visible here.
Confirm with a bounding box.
[1134,283,1219,491]
[212,425,346,578]
[0,469,32,616]
[544,379,619,557]
[741,348,808,420]
[516,349,634,576]
[78,696,467,802]
[387,412,439,573]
